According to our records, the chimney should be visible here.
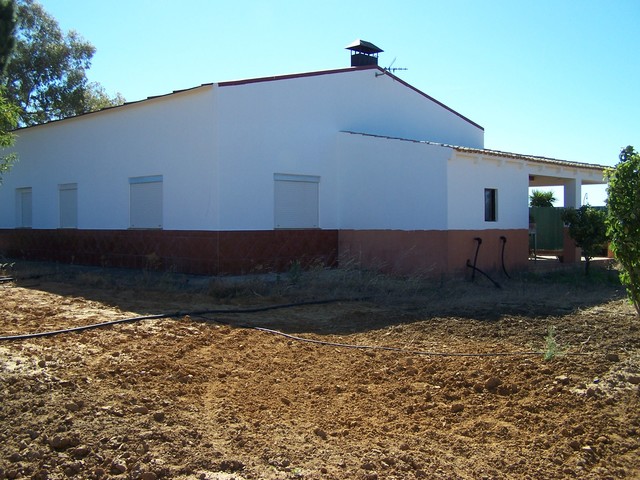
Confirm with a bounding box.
[345,39,383,67]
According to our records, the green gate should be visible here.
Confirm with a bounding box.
[530,207,564,251]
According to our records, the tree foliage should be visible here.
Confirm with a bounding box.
[0,0,16,75]
[529,189,556,207]
[606,146,640,315]
[1,0,123,126]
[0,0,17,183]
[561,205,607,276]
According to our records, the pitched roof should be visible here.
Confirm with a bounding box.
[17,66,481,131]
[218,65,483,130]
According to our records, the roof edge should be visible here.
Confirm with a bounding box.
[217,65,379,87]
[13,83,215,132]
[340,131,606,171]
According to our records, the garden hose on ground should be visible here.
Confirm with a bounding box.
[0,298,360,342]
[0,295,590,358]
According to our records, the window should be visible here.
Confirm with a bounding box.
[274,173,319,229]
[484,188,497,222]
[59,183,78,229]
[129,175,163,229]
[16,187,32,228]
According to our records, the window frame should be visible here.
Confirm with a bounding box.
[484,188,497,222]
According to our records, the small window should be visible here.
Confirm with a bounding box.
[16,187,32,228]
[129,175,163,229]
[484,188,497,222]
[59,183,78,229]
[274,173,319,229]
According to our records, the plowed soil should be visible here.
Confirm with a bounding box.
[0,262,639,479]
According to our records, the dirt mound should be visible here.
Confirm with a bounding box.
[0,264,638,479]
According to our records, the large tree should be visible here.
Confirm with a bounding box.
[1,0,123,126]
[0,0,16,75]
[606,146,640,315]
[0,0,17,184]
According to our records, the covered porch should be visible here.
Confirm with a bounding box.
[527,157,608,264]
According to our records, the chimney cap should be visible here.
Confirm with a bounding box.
[345,39,383,55]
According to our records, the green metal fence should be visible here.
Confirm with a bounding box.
[530,207,564,251]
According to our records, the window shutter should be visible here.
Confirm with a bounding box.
[274,174,319,229]
[16,188,32,228]
[59,184,78,229]
[130,176,163,229]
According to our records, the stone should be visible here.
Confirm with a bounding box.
[451,403,464,413]
[485,377,502,390]
[361,462,376,471]
[8,452,22,462]
[219,459,244,472]
[628,375,640,385]
[71,445,91,459]
[314,428,328,440]
[49,435,71,450]
[153,411,165,422]
[110,462,127,475]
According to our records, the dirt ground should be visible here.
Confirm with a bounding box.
[0,261,639,479]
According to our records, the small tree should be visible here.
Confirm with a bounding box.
[561,205,607,276]
[529,189,557,207]
[606,146,640,315]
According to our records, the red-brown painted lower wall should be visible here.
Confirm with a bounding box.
[338,229,529,276]
[0,228,529,277]
[0,229,339,275]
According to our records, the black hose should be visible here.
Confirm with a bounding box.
[0,298,365,342]
[466,260,501,288]
[466,237,501,288]
[0,276,14,283]
[193,314,589,358]
[1,296,593,358]
[470,237,482,281]
[500,236,511,279]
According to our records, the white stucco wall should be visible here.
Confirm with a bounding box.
[447,152,529,230]
[336,132,450,230]
[0,86,219,230]
[0,67,486,232]
[213,68,483,230]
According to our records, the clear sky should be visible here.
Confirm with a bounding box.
[39,0,640,205]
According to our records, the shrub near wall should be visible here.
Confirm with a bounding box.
[606,146,640,315]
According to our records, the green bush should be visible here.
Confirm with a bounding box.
[606,146,640,315]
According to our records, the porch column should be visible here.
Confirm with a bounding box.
[563,178,582,208]
[562,178,582,263]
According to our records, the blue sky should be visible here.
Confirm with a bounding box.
[39,0,640,205]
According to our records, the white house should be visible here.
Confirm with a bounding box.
[0,41,606,277]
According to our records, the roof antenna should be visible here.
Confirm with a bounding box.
[375,57,408,77]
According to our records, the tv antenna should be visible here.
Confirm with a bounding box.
[376,57,408,77]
